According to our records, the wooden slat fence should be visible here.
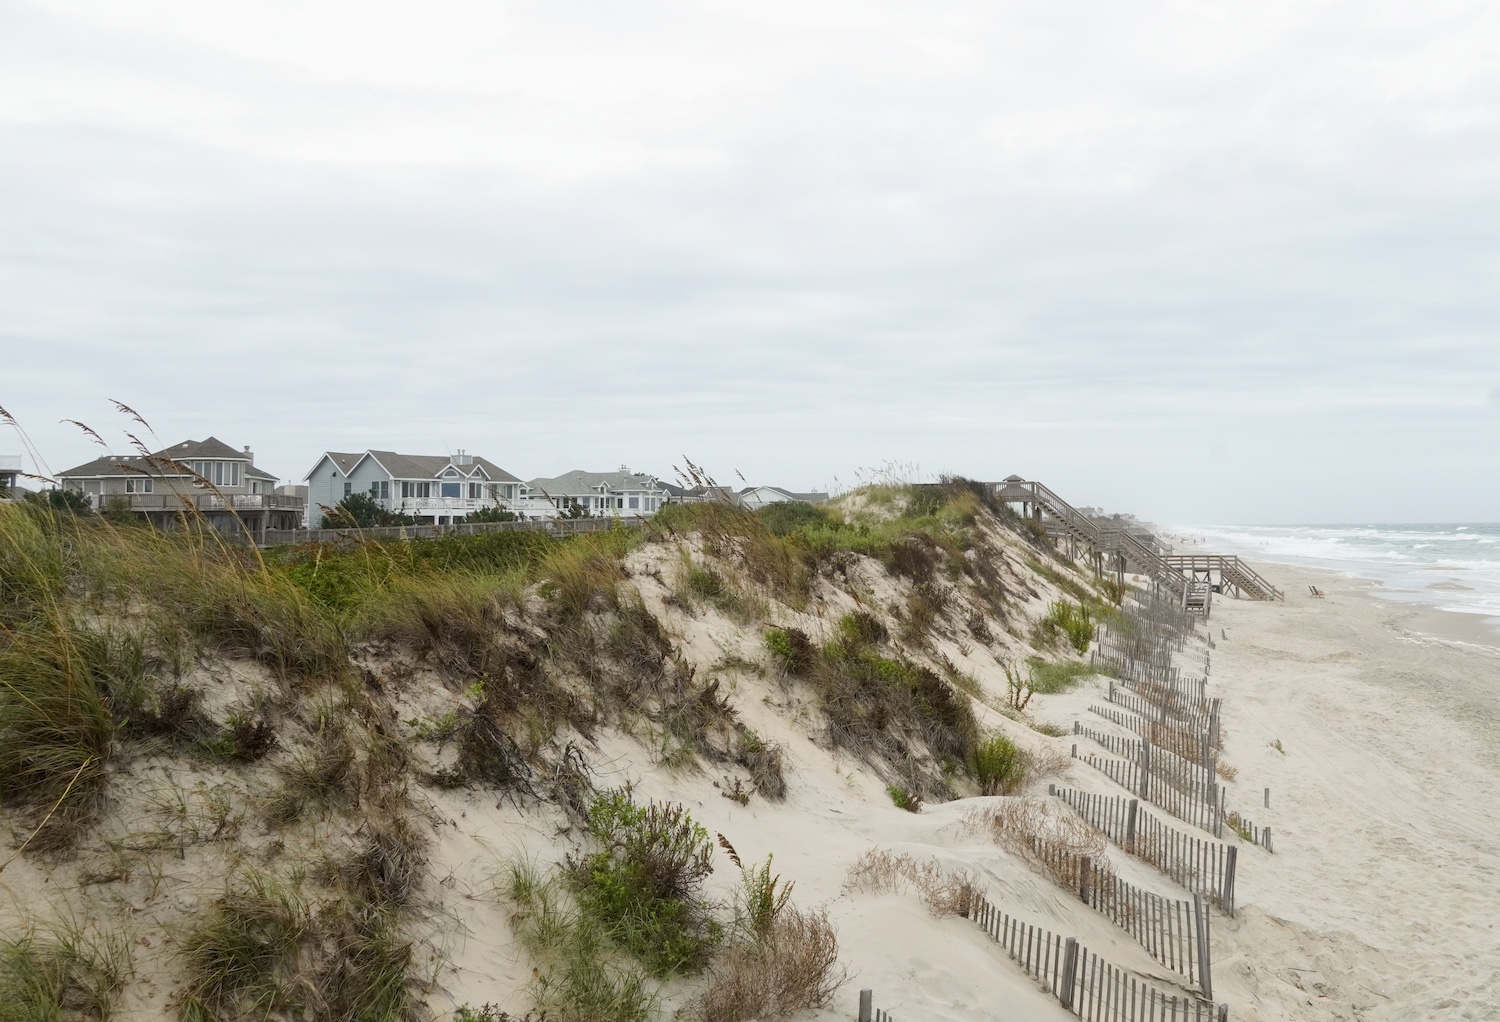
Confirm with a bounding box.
[1073,723,1218,805]
[1070,743,1223,836]
[1020,838,1214,993]
[1225,811,1273,852]
[1089,704,1222,767]
[857,989,896,1022]
[969,895,1229,1021]
[1053,787,1237,914]
[1104,685,1220,737]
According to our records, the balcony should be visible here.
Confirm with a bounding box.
[384,496,507,514]
[95,492,306,512]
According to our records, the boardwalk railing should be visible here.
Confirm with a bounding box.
[969,894,1229,1021]
[1053,787,1237,914]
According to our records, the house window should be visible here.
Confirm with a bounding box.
[369,481,390,500]
[250,481,260,494]
[628,496,639,509]
[468,483,482,499]
[344,482,352,498]
[125,478,152,493]
[441,482,461,498]
[402,482,431,499]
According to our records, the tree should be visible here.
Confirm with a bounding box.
[320,492,416,528]
[23,488,94,515]
[463,506,517,523]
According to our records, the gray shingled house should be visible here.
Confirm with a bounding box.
[55,437,303,538]
[522,469,672,518]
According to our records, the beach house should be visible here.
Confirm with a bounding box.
[0,454,19,495]
[738,485,830,509]
[304,449,523,526]
[55,437,303,537]
[523,469,672,518]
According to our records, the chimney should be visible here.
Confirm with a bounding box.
[452,449,473,466]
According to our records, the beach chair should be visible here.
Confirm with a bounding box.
[1308,585,1324,598]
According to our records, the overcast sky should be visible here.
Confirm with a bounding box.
[3,1,1498,523]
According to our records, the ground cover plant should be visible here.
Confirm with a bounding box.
[565,788,722,976]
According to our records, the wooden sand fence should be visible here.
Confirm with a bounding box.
[1052,787,1237,914]
[1074,723,1220,804]
[1019,837,1216,994]
[1225,810,1274,852]
[1098,684,1224,750]
[967,894,1229,1021]
[1070,734,1224,836]
[856,989,897,1022]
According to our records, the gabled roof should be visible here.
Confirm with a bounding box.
[57,455,190,480]
[60,437,282,482]
[526,470,666,495]
[740,485,829,503]
[314,450,521,484]
[158,437,249,461]
[305,452,365,479]
[364,451,521,483]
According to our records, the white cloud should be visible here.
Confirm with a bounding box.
[2,0,1499,520]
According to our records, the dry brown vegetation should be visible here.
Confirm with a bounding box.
[842,848,981,917]
[964,798,1111,891]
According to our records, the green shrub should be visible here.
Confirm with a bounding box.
[1025,658,1093,694]
[0,928,131,1022]
[886,785,921,813]
[970,734,1029,795]
[755,501,831,537]
[567,789,722,976]
[0,625,118,846]
[737,855,793,944]
[1041,600,1093,654]
[177,873,311,1021]
[763,627,814,675]
[506,863,659,1022]
[835,611,888,648]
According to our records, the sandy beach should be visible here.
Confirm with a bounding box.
[1191,564,1500,1020]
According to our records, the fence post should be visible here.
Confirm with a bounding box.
[1222,846,1237,915]
[1139,739,1152,799]
[1264,787,1270,809]
[1049,783,1057,797]
[1194,891,1213,1000]
[1058,938,1079,1009]
[1079,857,1092,904]
[1264,827,1272,853]
[1125,799,1139,851]
[858,988,873,1022]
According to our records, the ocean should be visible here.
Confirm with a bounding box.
[1166,523,1500,628]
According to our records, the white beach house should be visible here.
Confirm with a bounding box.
[304,449,523,525]
[522,469,672,518]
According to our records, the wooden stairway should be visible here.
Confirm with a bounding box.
[996,479,1189,601]
[1164,555,1283,602]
